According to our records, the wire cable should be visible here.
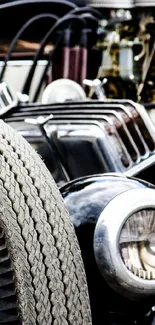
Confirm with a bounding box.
[0,0,77,11]
[68,6,103,19]
[33,20,86,102]
[22,14,85,96]
[32,33,63,102]
[0,13,58,82]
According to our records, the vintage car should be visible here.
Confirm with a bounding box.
[0,1,155,325]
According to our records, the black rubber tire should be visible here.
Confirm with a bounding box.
[0,120,92,325]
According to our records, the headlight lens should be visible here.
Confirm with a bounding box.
[119,209,155,280]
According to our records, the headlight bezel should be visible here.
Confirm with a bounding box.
[94,188,155,299]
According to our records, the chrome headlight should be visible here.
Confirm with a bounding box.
[94,188,155,299]
[120,209,155,280]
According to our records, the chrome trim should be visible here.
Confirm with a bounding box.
[0,60,48,67]
[45,118,132,171]
[135,0,155,6]
[7,99,155,178]
[125,155,155,177]
[94,188,155,299]
[88,0,134,8]
[134,102,155,143]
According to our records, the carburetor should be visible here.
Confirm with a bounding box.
[87,1,155,104]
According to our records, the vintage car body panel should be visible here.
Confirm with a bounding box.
[61,174,155,325]
[61,173,154,227]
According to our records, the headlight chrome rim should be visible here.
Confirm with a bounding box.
[94,188,155,298]
[120,209,155,280]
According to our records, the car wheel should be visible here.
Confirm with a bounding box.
[0,120,91,325]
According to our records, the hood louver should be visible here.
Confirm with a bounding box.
[4,100,155,179]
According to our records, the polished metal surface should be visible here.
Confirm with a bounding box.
[42,79,86,104]
[0,82,14,107]
[135,0,155,6]
[94,188,155,299]
[61,174,153,227]
[125,155,155,177]
[120,209,155,280]
[5,99,155,182]
[88,0,134,8]
[134,102,155,144]
[0,60,48,102]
